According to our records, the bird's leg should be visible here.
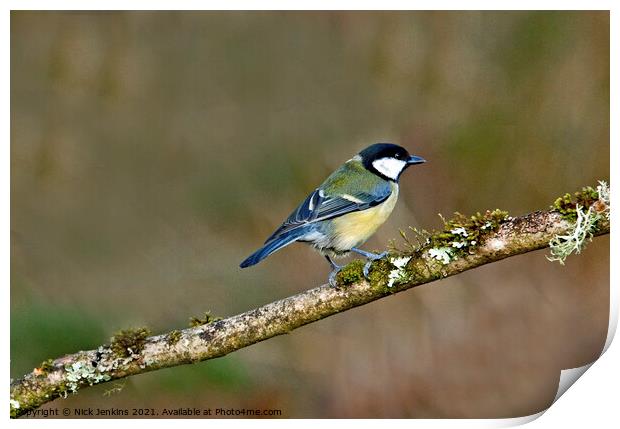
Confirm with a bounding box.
[325,255,343,287]
[350,248,389,279]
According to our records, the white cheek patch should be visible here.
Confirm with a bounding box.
[372,158,407,180]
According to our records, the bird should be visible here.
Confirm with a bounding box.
[240,143,426,286]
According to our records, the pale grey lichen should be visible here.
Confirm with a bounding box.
[143,355,156,368]
[10,399,20,411]
[547,181,609,265]
[597,180,610,220]
[488,237,506,251]
[428,247,455,265]
[387,256,412,288]
[547,204,600,265]
[65,361,111,393]
[450,227,468,237]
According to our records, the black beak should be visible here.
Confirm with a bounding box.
[407,155,426,165]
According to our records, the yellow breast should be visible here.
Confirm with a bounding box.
[330,182,399,251]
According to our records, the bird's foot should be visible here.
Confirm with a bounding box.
[363,251,389,279]
[328,265,343,288]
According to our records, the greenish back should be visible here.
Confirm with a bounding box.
[321,158,388,196]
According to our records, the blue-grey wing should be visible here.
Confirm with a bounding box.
[264,183,392,243]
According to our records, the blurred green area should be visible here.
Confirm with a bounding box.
[11,11,609,418]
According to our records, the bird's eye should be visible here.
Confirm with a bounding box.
[394,153,401,159]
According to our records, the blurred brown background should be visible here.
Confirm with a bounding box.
[11,11,609,418]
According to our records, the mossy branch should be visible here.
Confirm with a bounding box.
[10,183,610,418]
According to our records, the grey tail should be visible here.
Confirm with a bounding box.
[239,227,310,268]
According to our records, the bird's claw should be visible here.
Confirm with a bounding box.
[363,262,372,279]
[363,251,389,279]
[328,266,343,287]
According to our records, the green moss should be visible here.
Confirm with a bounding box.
[336,260,365,285]
[552,186,599,221]
[388,226,432,254]
[428,209,509,256]
[390,209,509,268]
[110,327,151,357]
[392,210,510,264]
[367,260,393,293]
[189,312,222,328]
[166,330,182,346]
[38,358,55,374]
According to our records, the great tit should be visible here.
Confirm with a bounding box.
[240,143,426,286]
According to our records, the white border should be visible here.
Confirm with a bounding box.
[4,2,616,427]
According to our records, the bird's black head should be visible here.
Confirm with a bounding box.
[359,143,426,182]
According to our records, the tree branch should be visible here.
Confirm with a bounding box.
[10,185,610,418]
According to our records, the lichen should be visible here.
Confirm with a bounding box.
[10,399,20,418]
[387,256,412,288]
[390,209,509,268]
[596,180,610,220]
[189,312,222,328]
[428,247,455,265]
[390,209,510,265]
[547,181,609,264]
[429,210,508,250]
[547,204,600,265]
[110,327,151,358]
[420,209,510,265]
[336,259,365,285]
[65,361,112,393]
